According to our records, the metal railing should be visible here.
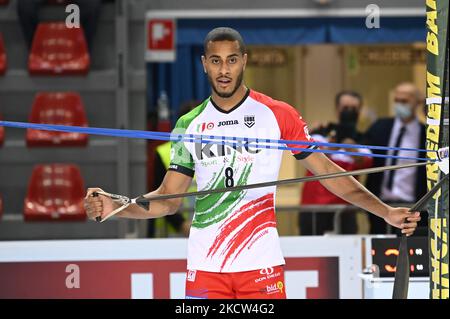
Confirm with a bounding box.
[0,203,413,239]
[176,203,413,236]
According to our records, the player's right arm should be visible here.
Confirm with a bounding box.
[85,113,197,221]
[84,171,193,220]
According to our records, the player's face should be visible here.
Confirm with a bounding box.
[202,40,247,98]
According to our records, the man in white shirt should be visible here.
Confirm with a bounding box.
[365,82,427,234]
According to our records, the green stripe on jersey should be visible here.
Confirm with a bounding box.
[170,99,209,170]
[192,152,253,228]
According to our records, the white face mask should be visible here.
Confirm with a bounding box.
[394,103,413,120]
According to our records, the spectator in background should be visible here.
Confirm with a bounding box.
[147,100,201,238]
[365,82,427,235]
[299,90,373,235]
[17,0,101,52]
[310,91,366,145]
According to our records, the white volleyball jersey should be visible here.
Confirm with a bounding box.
[169,89,316,272]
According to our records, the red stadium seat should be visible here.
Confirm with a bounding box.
[0,33,6,75]
[24,164,86,221]
[28,22,90,75]
[0,113,4,147]
[26,92,89,147]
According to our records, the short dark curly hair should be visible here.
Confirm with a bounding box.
[335,90,363,108]
[203,27,246,55]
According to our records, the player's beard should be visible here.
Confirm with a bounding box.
[208,68,244,98]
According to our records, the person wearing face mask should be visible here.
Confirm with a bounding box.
[298,91,373,235]
[310,91,365,145]
[364,82,427,235]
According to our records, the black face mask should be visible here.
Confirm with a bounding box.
[336,108,359,142]
[339,108,359,125]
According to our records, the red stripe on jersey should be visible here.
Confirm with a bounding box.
[206,193,275,270]
[222,219,277,270]
[207,193,274,258]
[220,205,275,271]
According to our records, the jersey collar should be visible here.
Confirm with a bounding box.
[210,88,250,114]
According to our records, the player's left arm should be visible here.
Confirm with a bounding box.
[300,152,421,235]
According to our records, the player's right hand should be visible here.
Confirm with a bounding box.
[84,188,116,221]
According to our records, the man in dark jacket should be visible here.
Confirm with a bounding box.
[299,90,372,235]
[365,82,427,234]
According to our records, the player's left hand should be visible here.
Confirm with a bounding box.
[384,207,421,236]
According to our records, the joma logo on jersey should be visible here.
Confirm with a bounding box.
[196,122,214,133]
[218,120,239,127]
[195,143,261,160]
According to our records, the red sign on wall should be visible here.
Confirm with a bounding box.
[0,260,186,299]
[0,257,338,299]
[146,19,176,62]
